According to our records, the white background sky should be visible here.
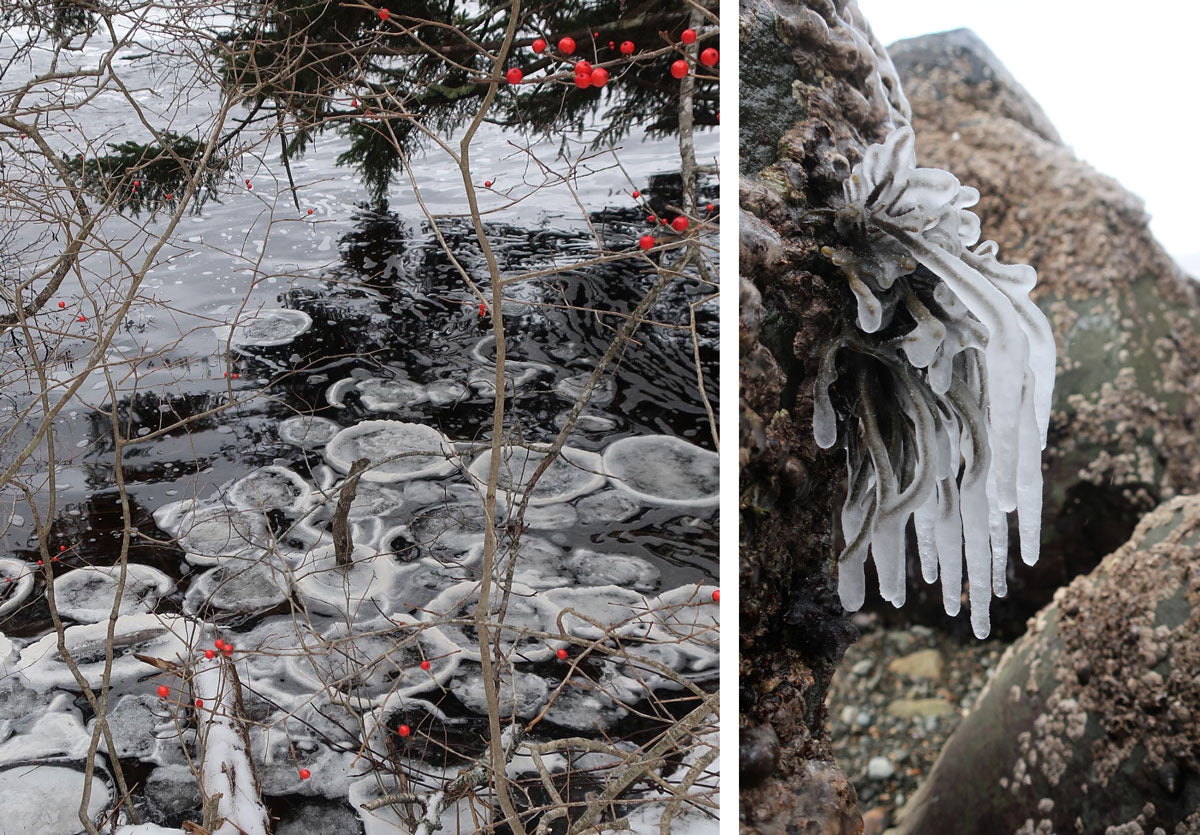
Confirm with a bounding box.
[857,1,1200,267]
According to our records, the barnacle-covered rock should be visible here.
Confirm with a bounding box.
[894,495,1200,834]
[740,0,901,829]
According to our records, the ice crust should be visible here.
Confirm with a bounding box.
[217,308,313,348]
[602,435,719,507]
[468,445,605,506]
[53,563,172,622]
[325,420,455,482]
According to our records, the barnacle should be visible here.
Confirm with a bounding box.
[815,126,1055,638]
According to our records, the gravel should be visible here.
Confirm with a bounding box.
[825,613,1009,830]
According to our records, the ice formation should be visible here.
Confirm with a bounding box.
[154,500,272,565]
[324,420,455,482]
[420,580,563,663]
[0,764,112,834]
[602,435,719,507]
[217,308,313,348]
[227,465,310,513]
[292,544,402,617]
[184,559,289,614]
[53,564,172,622]
[14,614,200,692]
[817,125,1055,638]
[468,444,606,506]
[278,414,341,448]
[0,557,35,618]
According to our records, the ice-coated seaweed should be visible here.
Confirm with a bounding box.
[816,126,1055,638]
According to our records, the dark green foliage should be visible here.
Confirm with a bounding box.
[0,0,96,43]
[218,0,717,205]
[62,132,227,216]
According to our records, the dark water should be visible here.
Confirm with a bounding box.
[0,167,718,832]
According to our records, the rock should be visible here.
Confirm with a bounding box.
[852,659,874,676]
[740,0,905,829]
[882,29,1200,637]
[866,757,895,780]
[887,649,944,681]
[893,495,1200,834]
[884,698,954,720]
[862,806,889,835]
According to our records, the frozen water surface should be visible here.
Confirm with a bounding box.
[325,420,455,482]
[603,435,719,507]
[0,764,112,835]
[217,308,313,347]
[227,466,310,513]
[278,415,342,449]
[468,445,605,506]
[53,564,172,622]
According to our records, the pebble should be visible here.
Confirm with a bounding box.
[852,659,874,676]
[866,756,895,780]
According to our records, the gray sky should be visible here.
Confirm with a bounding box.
[858,1,1200,263]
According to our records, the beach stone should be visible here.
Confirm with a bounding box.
[885,698,954,720]
[866,757,894,780]
[887,649,944,682]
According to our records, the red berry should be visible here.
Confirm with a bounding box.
[244,178,250,184]
[556,648,568,660]
[195,698,204,708]
[681,28,697,45]
[215,639,225,649]
[589,67,609,87]
[133,180,141,187]
[479,302,487,317]
[711,589,720,602]
[222,644,234,656]
[700,48,719,67]
[36,560,43,566]
[574,60,592,75]
[307,208,314,214]
[671,216,689,232]
[77,315,86,322]
[156,685,169,698]
[59,545,66,551]
[638,234,655,251]
[505,67,523,84]
[608,41,615,49]
[620,40,635,55]
[670,60,688,79]
[574,73,591,89]
[419,660,431,671]
[378,8,389,21]
[531,38,546,53]
[593,31,599,37]
[246,182,252,190]
[558,37,576,55]
[631,189,640,199]
[204,649,215,659]
[647,215,656,224]
[484,180,493,188]
[398,724,411,737]
[706,203,715,212]
[58,301,65,309]
[298,768,311,780]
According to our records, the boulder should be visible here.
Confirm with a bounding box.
[893,495,1200,834]
[880,29,1200,636]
